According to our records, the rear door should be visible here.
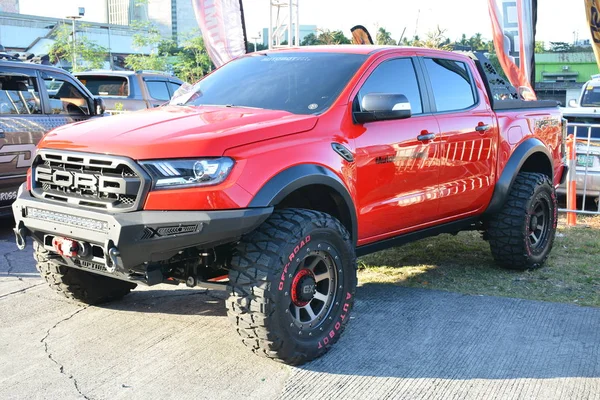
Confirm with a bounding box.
[0,66,48,207]
[419,56,497,218]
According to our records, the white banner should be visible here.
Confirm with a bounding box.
[193,0,247,68]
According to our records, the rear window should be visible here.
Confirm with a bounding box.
[76,76,129,97]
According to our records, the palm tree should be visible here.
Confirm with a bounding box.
[376,27,396,45]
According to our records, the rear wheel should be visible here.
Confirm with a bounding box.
[227,209,357,365]
[34,241,136,305]
[487,172,557,270]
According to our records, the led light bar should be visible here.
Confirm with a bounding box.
[27,207,109,232]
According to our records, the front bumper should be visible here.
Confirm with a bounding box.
[13,188,272,277]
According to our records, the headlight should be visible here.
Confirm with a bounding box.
[140,158,235,189]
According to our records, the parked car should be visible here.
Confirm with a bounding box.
[14,47,565,365]
[0,60,104,216]
[558,75,600,200]
[74,70,184,113]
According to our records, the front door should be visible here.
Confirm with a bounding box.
[353,57,442,243]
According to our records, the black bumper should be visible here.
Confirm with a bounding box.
[13,189,272,274]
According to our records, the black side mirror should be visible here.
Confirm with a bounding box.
[94,97,106,116]
[354,93,412,124]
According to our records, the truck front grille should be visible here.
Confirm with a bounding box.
[31,150,150,212]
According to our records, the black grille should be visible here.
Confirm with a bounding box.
[31,150,148,212]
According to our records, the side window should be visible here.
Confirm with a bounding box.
[146,80,171,101]
[423,58,476,112]
[358,58,423,115]
[43,76,90,116]
[168,82,182,96]
[0,74,42,115]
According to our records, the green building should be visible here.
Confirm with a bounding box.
[535,52,599,105]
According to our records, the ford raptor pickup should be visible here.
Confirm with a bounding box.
[13,46,566,365]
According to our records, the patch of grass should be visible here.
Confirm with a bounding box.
[358,215,600,307]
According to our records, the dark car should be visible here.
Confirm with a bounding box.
[74,70,184,113]
[0,60,104,216]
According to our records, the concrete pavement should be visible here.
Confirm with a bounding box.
[0,220,599,399]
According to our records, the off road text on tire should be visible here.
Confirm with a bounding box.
[227,209,357,365]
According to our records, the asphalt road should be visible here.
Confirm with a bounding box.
[1,218,599,400]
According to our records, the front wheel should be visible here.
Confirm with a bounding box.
[487,172,557,270]
[226,209,357,365]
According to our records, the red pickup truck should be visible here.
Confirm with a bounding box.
[13,46,566,365]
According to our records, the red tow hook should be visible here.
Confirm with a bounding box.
[52,237,79,258]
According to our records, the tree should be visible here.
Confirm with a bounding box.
[172,31,213,83]
[301,33,319,46]
[549,41,572,52]
[376,27,396,45]
[48,22,107,72]
[468,33,484,50]
[125,21,171,72]
[535,41,546,53]
[331,30,351,45]
[420,26,452,50]
[317,29,335,45]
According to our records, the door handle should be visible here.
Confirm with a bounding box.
[417,132,437,141]
[475,124,491,132]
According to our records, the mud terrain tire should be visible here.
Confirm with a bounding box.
[34,241,136,304]
[227,209,357,365]
[487,172,557,270]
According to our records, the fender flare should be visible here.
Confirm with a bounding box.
[485,138,553,215]
[248,164,358,243]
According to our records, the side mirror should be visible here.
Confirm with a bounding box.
[94,97,106,116]
[568,99,578,108]
[354,93,411,124]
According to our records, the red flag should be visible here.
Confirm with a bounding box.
[488,0,537,99]
[193,0,248,68]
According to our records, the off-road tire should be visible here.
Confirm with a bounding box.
[227,209,357,365]
[34,241,136,304]
[487,172,557,270]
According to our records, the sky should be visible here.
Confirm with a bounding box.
[242,0,587,45]
[19,0,589,46]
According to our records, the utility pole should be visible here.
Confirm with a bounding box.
[66,7,84,71]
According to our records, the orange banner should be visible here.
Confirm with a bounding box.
[488,0,537,99]
[585,0,600,71]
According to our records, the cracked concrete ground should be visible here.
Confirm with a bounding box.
[0,219,599,399]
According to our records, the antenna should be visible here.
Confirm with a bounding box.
[414,9,420,38]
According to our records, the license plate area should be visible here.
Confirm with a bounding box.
[576,154,595,168]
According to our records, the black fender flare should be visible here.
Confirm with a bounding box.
[485,138,553,215]
[248,164,358,243]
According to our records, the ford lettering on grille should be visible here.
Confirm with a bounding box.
[36,166,130,195]
[31,150,147,212]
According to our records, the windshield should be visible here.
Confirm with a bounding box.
[177,52,367,115]
[581,85,600,107]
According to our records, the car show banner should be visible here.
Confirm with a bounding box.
[488,0,537,97]
[193,0,248,68]
[350,25,374,45]
[585,0,600,70]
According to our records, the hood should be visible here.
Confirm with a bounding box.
[39,106,319,160]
